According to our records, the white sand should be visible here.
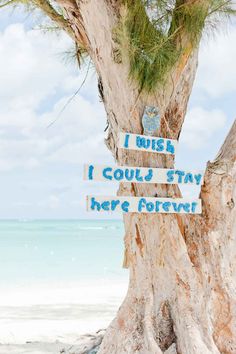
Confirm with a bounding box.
[0,330,105,354]
[0,279,127,353]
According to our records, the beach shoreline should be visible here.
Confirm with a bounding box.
[0,280,127,353]
[0,329,105,354]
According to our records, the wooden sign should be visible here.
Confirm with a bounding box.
[118,132,177,155]
[84,164,204,185]
[87,196,202,214]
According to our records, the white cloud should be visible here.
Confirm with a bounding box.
[197,25,236,98]
[43,93,105,140]
[0,24,71,101]
[181,107,227,149]
[0,23,71,137]
[47,134,111,165]
[0,23,109,171]
[0,135,57,170]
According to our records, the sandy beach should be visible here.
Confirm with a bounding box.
[0,330,105,354]
[0,280,127,354]
[0,281,127,354]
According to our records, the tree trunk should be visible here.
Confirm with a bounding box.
[55,1,236,353]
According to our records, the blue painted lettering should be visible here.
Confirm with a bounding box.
[114,169,124,181]
[194,174,202,186]
[101,201,110,211]
[125,169,135,181]
[162,202,171,212]
[191,202,198,213]
[124,134,130,148]
[135,169,143,182]
[156,139,164,152]
[183,203,190,213]
[166,170,175,183]
[91,197,101,211]
[146,202,154,212]
[175,170,185,183]
[103,167,113,180]
[138,198,146,212]
[121,201,130,212]
[145,169,153,182]
[152,139,156,150]
[136,137,150,149]
[136,136,142,148]
[88,165,94,180]
[178,203,185,212]
[111,200,120,211]
[172,202,179,213]
[155,201,162,212]
[184,173,194,184]
[166,140,175,154]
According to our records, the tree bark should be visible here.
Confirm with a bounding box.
[54,1,236,353]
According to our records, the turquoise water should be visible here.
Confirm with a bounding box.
[0,220,128,344]
[0,219,126,286]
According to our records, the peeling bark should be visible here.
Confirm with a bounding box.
[52,1,236,353]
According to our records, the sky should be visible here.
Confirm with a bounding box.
[0,6,235,219]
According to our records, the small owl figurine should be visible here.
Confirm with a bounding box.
[142,106,160,136]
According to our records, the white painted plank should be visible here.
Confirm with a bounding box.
[84,164,204,185]
[86,196,202,214]
[118,132,178,155]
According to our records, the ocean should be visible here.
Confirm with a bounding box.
[0,220,128,344]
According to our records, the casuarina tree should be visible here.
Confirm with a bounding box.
[1,1,236,353]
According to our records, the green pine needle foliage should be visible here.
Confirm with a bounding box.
[116,0,236,93]
[115,0,179,92]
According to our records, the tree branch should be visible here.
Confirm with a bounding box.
[32,0,75,40]
[213,119,236,166]
[0,0,17,8]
